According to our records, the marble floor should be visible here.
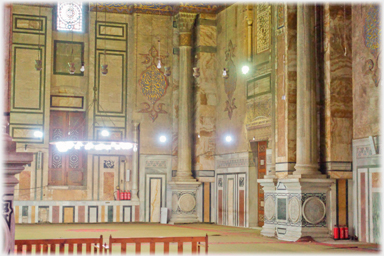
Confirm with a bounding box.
[15,223,379,254]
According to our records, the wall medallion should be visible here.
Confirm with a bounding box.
[302,197,326,224]
[138,46,169,122]
[264,196,275,221]
[223,40,237,119]
[288,196,301,223]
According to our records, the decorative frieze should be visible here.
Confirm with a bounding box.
[145,160,167,168]
[216,158,248,168]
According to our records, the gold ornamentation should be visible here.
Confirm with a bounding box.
[224,40,237,119]
[256,4,271,54]
[138,46,169,122]
[179,33,192,46]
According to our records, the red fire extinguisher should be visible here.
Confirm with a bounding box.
[124,190,128,200]
[339,226,345,240]
[120,190,125,200]
[116,186,120,201]
[333,225,339,240]
[344,226,349,239]
[127,190,131,200]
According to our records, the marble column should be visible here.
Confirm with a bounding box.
[3,131,33,253]
[131,121,139,201]
[293,4,321,177]
[169,12,201,224]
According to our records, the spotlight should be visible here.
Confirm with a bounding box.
[101,129,110,137]
[159,136,166,143]
[242,65,250,74]
[34,131,43,138]
[80,62,85,72]
[253,136,255,141]
[225,135,232,142]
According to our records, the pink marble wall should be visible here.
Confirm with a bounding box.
[323,4,353,163]
[352,4,380,139]
[193,14,217,171]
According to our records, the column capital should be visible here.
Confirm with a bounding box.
[176,12,197,33]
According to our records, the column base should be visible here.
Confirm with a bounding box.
[168,181,201,224]
[260,223,276,237]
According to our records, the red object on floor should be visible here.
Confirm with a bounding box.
[340,226,345,239]
[124,191,128,200]
[120,190,124,200]
[116,189,120,201]
[333,225,339,240]
[127,190,131,200]
[344,226,349,239]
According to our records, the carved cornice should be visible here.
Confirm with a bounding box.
[177,12,197,33]
[90,3,229,16]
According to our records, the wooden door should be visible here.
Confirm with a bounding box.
[48,111,86,186]
[257,141,267,227]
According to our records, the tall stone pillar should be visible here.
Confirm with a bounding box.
[131,121,139,201]
[273,4,333,241]
[169,12,201,224]
[3,132,33,253]
[293,4,320,177]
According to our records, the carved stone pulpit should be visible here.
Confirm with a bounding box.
[2,128,33,253]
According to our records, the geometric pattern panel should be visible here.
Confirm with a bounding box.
[256,4,271,53]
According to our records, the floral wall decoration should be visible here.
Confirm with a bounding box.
[224,40,237,119]
[138,46,169,122]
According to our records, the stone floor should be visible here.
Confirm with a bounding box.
[15,223,380,254]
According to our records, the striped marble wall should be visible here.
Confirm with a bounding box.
[14,201,139,224]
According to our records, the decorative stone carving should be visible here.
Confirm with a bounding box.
[302,197,326,224]
[264,196,275,221]
[178,193,196,213]
[288,197,301,223]
[176,12,197,33]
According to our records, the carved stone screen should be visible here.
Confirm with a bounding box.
[277,198,287,220]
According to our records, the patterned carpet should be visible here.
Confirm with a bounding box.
[15,223,380,254]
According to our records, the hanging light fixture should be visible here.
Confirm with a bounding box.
[222,68,229,78]
[242,4,253,75]
[157,39,162,69]
[101,5,108,75]
[223,3,229,79]
[35,4,42,71]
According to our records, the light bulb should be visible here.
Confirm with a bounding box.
[101,129,110,137]
[56,142,68,152]
[157,59,161,69]
[253,137,255,141]
[223,68,227,76]
[65,141,74,149]
[80,64,85,72]
[121,143,133,150]
[159,136,166,143]
[112,142,121,150]
[95,143,104,150]
[74,142,83,150]
[34,131,43,138]
[225,135,232,142]
[242,65,249,74]
[85,142,94,150]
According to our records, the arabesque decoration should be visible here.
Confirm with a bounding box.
[138,46,169,122]
[224,40,237,119]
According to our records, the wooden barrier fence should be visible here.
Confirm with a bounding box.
[14,234,208,254]
[109,234,209,254]
[14,235,107,254]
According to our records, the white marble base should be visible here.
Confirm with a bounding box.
[168,181,201,224]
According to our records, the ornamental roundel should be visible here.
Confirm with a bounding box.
[138,46,169,122]
[288,197,301,223]
[57,2,83,32]
[264,196,275,221]
[302,197,326,224]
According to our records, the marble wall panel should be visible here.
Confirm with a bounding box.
[352,4,380,139]
[18,171,31,201]
[196,25,217,46]
[103,172,115,201]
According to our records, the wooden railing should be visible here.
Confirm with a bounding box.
[109,234,208,254]
[14,235,107,254]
